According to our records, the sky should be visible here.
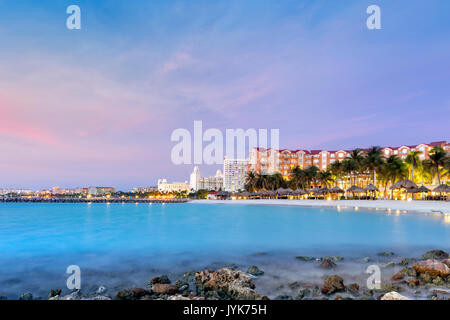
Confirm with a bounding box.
[0,0,449,190]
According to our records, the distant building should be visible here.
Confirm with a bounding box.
[132,187,157,193]
[157,179,190,193]
[0,189,32,195]
[189,167,223,191]
[88,186,116,195]
[223,158,248,192]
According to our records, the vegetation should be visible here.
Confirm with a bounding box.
[245,146,449,193]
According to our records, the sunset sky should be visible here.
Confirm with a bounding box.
[0,0,449,190]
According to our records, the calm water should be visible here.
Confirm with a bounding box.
[0,202,449,298]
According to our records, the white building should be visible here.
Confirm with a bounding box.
[189,167,223,191]
[223,158,248,192]
[88,186,116,195]
[157,179,190,193]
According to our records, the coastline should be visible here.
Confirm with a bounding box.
[191,199,450,214]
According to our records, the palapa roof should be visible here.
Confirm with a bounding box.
[390,180,418,190]
[364,184,379,192]
[433,184,450,193]
[329,186,344,193]
[347,185,365,193]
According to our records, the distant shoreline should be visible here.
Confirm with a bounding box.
[0,198,190,204]
[191,199,450,214]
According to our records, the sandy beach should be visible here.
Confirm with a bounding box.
[192,199,450,214]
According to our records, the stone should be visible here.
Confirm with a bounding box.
[19,293,33,300]
[295,256,315,261]
[347,283,360,294]
[150,275,171,285]
[174,280,190,292]
[115,288,149,300]
[432,276,445,286]
[195,268,268,300]
[358,257,371,263]
[381,262,396,268]
[152,284,179,295]
[398,258,417,266]
[413,259,450,278]
[81,295,112,300]
[96,286,107,294]
[377,251,395,257]
[381,291,410,300]
[60,291,82,300]
[247,266,264,276]
[421,250,449,260]
[321,256,344,262]
[390,272,404,281]
[407,279,420,287]
[295,288,311,300]
[442,259,450,268]
[321,275,345,294]
[48,289,61,299]
[320,258,337,269]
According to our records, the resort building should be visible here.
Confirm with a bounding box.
[189,167,224,191]
[157,179,190,193]
[88,186,116,195]
[249,141,447,175]
[132,186,157,193]
[223,158,248,192]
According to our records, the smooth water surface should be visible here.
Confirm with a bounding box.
[0,202,448,297]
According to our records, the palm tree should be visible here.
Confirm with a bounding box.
[405,150,422,183]
[290,166,306,190]
[350,149,365,185]
[245,171,258,192]
[255,173,269,190]
[429,146,447,184]
[383,155,408,199]
[304,166,319,189]
[318,170,334,188]
[364,146,384,186]
[342,159,358,187]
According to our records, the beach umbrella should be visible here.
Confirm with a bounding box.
[364,184,379,192]
[390,179,418,190]
[347,185,365,193]
[433,184,450,193]
[329,186,344,193]
[416,185,430,193]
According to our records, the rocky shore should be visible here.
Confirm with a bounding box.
[0,197,189,204]
[7,249,450,301]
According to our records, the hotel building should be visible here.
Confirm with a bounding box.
[157,179,190,193]
[189,167,224,191]
[223,158,248,192]
[132,187,157,193]
[88,186,116,195]
[249,140,448,176]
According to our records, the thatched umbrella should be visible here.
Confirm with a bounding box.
[433,184,450,193]
[391,179,418,190]
[294,189,306,198]
[416,185,430,193]
[217,191,230,199]
[347,185,365,199]
[330,186,344,193]
[364,184,379,200]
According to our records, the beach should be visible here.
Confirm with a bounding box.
[192,199,450,214]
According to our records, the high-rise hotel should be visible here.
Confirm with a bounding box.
[249,141,449,177]
[223,158,248,192]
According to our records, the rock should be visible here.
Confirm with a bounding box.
[168,294,191,300]
[247,266,264,276]
[432,276,445,286]
[321,256,344,262]
[295,256,315,261]
[275,295,292,300]
[358,257,371,263]
[195,268,268,300]
[96,286,107,294]
[398,258,417,266]
[60,291,82,300]
[288,282,302,290]
[381,262,396,268]
[377,251,395,257]
[152,284,179,295]
[19,293,33,300]
[407,279,420,287]
[421,250,449,260]
[48,289,61,299]
[320,258,337,269]
[48,295,60,300]
[115,288,149,300]
[442,259,450,268]
[150,275,171,285]
[174,280,190,292]
[390,272,404,281]
[347,283,360,294]
[381,291,410,300]
[321,275,345,294]
[81,295,112,300]
[379,283,402,293]
[183,271,197,283]
[295,288,311,300]
[413,259,450,278]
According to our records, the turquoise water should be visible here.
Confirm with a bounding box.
[0,202,448,298]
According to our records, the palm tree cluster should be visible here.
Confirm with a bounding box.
[245,146,449,193]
